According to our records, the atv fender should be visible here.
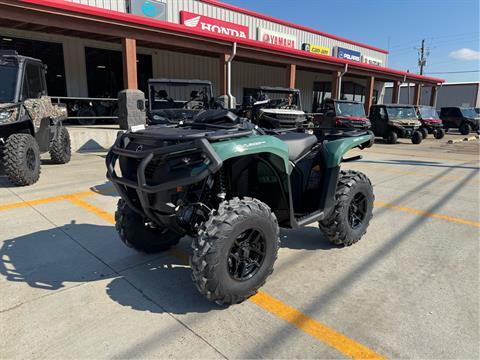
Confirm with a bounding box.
[323,133,373,168]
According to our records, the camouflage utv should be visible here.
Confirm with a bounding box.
[0,51,71,186]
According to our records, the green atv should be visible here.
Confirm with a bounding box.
[106,110,375,305]
[0,50,71,186]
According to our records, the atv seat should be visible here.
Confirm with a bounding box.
[274,132,317,162]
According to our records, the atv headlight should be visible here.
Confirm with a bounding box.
[0,110,14,124]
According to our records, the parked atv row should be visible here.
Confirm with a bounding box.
[0,51,71,186]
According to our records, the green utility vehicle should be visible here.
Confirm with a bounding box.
[106,110,374,305]
[0,50,71,186]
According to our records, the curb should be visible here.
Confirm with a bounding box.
[447,135,479,144]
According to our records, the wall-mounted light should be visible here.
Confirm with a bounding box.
[96,65,107,69]
[2,38,13,42]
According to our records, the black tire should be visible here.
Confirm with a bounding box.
[319,170,374,246]
[49,127,71,164]
[77,108,96,126]
[459,122,472,135]
[3,133,41,186]
[433,128,445,139]
[386,130,398,144]
[191,197,280,305]
[411,131,423,144]
[420,128,428,139]
[115,199,181,253]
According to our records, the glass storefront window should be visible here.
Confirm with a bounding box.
[312,81,378,112]
[0,36,67,96]
[85,47,152,98]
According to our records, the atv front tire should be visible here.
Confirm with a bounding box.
[459,122,472,135]
[319,170,374,246]
[49,127,72,164]
[115,199,181,253]
[433,128,445,139]
[386,130,398,144]
[411,131,423,144]
[420,128,428,139]
[191,198,280,305]
[3,133,41,186]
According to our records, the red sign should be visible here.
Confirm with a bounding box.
[180,11,249,40]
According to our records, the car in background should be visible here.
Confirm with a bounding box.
[440,107,480,135]
[415,105,445,139]
[369,104,423,144]
[313,98,371,130]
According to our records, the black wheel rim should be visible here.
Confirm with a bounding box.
[228,229,266,281]
[348,192,367,230]
[26,148,37,171]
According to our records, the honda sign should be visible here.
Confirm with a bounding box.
[180,11,249,40]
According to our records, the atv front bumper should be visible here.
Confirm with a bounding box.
[393,125,418,138]
[106,131,223,226]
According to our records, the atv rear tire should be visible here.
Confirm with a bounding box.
[411,131,423,144]
[386,130,398,144]
[459,122,472,135]
[115,199,181,253]
[3,134,41,186]
[433,128,445,139]
[420,128,428,139]
[49,127,71,164]
[319,170,374,246]
[191,198,280,305]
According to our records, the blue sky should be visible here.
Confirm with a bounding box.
[222,0,480,83]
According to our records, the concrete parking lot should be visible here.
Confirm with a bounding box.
[1,133,479,359]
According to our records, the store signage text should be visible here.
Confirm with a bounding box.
[302,43,330,56]
[258,28,297,49]
[335,47,361,62]
[362,55,383,66]
[180,11,248,39]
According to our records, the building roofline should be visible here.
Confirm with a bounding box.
[15,0,444,84]
[385,81,478,88]
[200,0,389,55]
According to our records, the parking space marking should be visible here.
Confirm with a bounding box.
[69,195,385,359]
[375,201,480,228]
[249,291,385,360]
[0,191,95,212]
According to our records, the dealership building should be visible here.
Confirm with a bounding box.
[0,0,444,114]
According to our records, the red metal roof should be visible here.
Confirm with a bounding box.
[201,0,389,55]
[17,0,444,84]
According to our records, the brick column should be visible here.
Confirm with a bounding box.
[413,84,422,105]
[122,38,138,90]
[331,71,342,100]
[391,80,401,104]
[364,76,375,116]
[286,64,296,89]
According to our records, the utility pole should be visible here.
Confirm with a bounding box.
[417,39,430,75]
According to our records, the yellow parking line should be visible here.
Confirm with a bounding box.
[375,201,480,228]
[67,196,115,224]
[69,196,385,360]
[250,291,384,359]
[0,191,95,212]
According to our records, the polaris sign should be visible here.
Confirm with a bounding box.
[335,47,361,62]
[129,0,166,20]
[180,11,249,40]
